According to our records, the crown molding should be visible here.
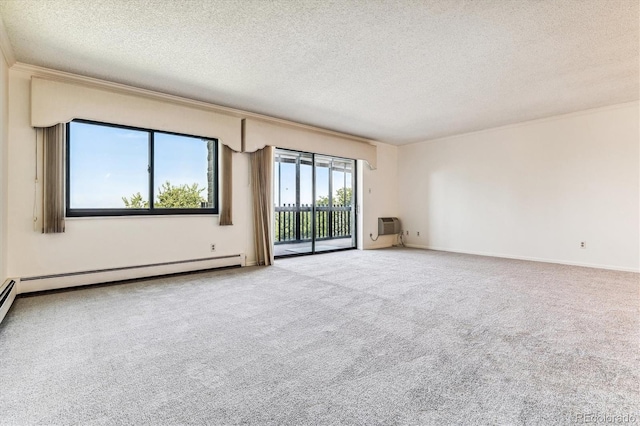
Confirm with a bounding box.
[407,100,640,146]
[11,62,383,146]
[0,15,16,66]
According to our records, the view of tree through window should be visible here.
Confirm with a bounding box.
[67,120,218,216]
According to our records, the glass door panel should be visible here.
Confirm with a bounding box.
[314,156,331,247]
[274,149,356,257]
[296,152,314,255]
[274,151,297,245]
[330,158,356,251]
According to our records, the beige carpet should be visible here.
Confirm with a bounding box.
[0,248,638,425]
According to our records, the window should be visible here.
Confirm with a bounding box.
[66,120,218,216]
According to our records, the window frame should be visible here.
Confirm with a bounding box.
[65,119,219,217]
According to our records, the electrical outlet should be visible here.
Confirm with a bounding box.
[417,231,420,237]
[580,241,586,249]
[406,230,409,235]
[210,244,216,252]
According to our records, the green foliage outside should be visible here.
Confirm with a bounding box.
[122,192,149,208]
[316,187,352,207]
[122,181,206,208]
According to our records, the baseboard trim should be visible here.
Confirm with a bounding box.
[404,244,639,273]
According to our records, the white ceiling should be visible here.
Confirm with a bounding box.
[0,0,638,144]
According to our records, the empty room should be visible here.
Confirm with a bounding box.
[0,1,638,425]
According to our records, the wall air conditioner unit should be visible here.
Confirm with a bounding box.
[378,217,401,235]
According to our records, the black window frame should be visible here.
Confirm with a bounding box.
[66,119,219,217]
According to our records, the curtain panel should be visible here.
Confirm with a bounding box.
[250,146,274,266]
[219,144,233,226]
[42,124,66,233]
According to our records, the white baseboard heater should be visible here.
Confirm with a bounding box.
[0,279,17,324]
[19,254,245,294]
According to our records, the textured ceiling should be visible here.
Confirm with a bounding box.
[0,0,638,144]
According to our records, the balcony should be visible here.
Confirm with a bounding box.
[274,204,353,256]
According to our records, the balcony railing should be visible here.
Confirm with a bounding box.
[275,204,352,244]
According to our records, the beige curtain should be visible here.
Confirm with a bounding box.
[250,146,274,266]
[42,124,66,233]
[219,144,233,225]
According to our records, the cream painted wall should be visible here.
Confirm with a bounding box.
[361,142,399,249]
[6,66,396,291]
[7,68,255,283]
[398,102,640,272]
[0,53,8,282]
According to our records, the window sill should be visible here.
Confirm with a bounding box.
[65,213,219,221]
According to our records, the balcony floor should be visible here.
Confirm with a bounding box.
[274,237,354,257]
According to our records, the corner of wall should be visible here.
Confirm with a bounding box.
[362,142,399,250]
[0,52,9,283]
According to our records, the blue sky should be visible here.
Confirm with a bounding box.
[69,121,209,208]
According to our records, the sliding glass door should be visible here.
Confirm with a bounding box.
[274,149,356,257]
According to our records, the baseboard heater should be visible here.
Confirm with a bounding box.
[19,254,245,294]
[0,279,17,324]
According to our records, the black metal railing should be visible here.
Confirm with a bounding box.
[275,204,352,243]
